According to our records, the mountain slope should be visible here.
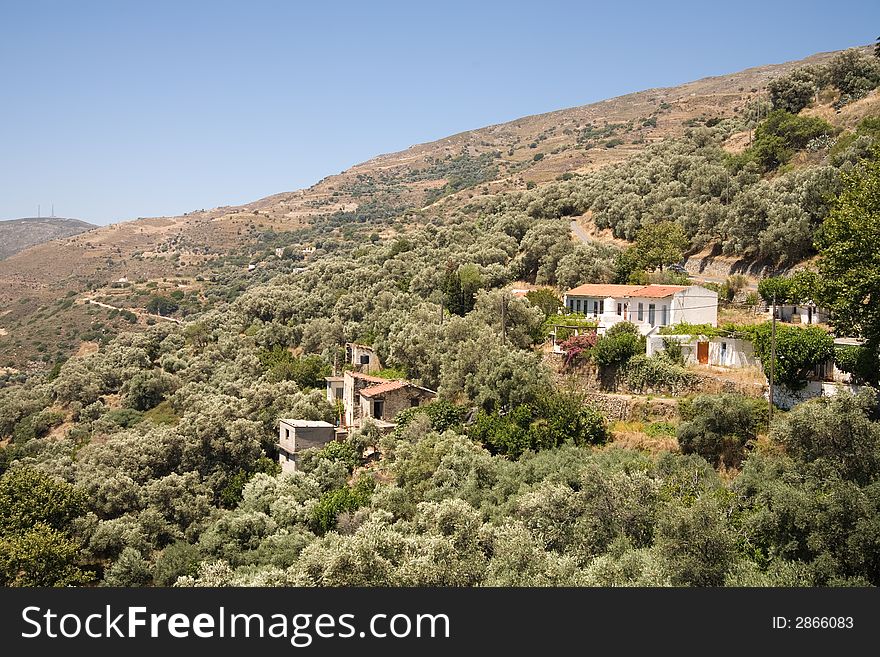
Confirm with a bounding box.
[0,48,858,298]
[0,217,96,260]
[0,45,873,369]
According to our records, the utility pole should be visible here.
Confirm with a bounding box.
[501,293,508,345]
[769,292,777,423]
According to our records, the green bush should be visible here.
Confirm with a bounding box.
[737,111,836,171]
[394,400,466,436]
[676,394,767,467]
[834,345,879,386]
[470,392,607,458]
[592,323,645,368]
[625,354,696,395]
[746,323,835,390]
[310,477,374,534]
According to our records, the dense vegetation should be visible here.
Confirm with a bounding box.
[1,48,880,588]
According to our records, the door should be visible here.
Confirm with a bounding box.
[697,341,709,364]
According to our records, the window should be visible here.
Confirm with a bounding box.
[360,354,370,365]
[648,303,656,325]
[617,303,622,316]
[661,305,667,325]
[637,303,644,321]
[592,300,600,316]
[575,299,581,312]
[373,400,384,419]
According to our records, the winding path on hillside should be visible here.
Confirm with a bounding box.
[79,296,183,325]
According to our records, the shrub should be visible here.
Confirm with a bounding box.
[592,323,645,368]
[676,394,766,467]
[768,66,823,113]
[393,400,466,436]
[625,354,696,395]
[834,345,880,386]
[558,333,598,368]
[739,111,836,171]
[746,323,835,390]
[470,392,607,458]
[309,478,374,534]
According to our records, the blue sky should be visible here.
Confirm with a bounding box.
[1,1,878,225]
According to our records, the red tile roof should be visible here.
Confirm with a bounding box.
[565,284,689,299]
[360,380,409,397]
[636,285,689,298]
[565,284,645,297]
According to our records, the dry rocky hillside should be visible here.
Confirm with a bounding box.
[0,217,96,260]
[0,45,872,368]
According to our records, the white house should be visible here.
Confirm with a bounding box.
[562,284,718,335]
[766,302,829,325]
[647,333,757,368]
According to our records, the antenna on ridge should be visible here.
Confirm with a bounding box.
[51,204,54,217]
[38,204,41,218]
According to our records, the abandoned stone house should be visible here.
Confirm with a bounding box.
[326,370,436,432]
[346,342,381,374]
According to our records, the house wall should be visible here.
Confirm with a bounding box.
[627,296,672,327]
[384,386,435,420]
[348,343,381,373]
[277,422,335,471]
[326,379,343,404]
[564,295,609,317]
[670,286,718,327]
[342,372,377,426]
[798,306,829,325]
[646,334,698,362]
[767,304,828,324]
[361,386,436,423]
[708,338,757,368]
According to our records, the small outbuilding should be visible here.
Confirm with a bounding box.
[277,419,335,472]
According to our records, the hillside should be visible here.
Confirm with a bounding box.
[0,217,96,260]
[2,41,880,592]
[0,45,874,370]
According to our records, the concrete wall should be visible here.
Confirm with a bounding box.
[646,334,696,359]
[671,286,718,327]
[771,381,863,410]
[326,378,343,405]
[708,337,757,368]
[278,423,335,454]
[278,421,335,472]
